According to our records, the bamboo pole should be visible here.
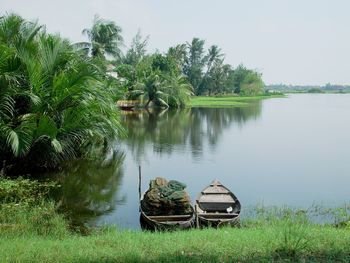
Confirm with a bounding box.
[195,204,199,229]
[138,165,142,212]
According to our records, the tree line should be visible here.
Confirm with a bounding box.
[266,83,350,93]
[0,13,265,174]
[80,16,265,107]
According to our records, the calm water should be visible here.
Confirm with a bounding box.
[53,94,350,229]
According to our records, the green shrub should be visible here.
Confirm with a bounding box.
[0,176,57,204]
[0,177,69,237]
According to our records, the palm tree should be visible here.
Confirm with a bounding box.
[197,45,225,95]
[139,74,168,108]
[82,15,124,60]
[0,14,123,173]
[129,73,193,109]
[0,13,41,159]
[167,44,187,69]
[205,45,224,73]
[183,38,207,94]
[19,34,123,169]
[163,74,193,108]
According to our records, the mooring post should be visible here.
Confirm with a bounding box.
[195,204,199,229]
[138,165,142,206]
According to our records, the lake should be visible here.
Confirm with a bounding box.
[52,94,350,229]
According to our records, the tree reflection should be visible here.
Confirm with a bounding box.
[122,101,262,160]
[52,150,125,226]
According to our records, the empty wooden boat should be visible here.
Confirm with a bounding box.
[116,100,139,110]
[140,201,195,231]
[195,180,241,227]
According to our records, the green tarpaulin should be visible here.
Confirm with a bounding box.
[141,177,192,216]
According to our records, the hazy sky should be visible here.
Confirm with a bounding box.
[2,0,350,85]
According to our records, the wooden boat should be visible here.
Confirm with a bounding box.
[116,100,139,111]
[140,201,195,231]
[195,180,241,227]
[137,172,195,231]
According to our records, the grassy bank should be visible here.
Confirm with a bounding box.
[190,94,285,107]
[0,177,70,238]
[1,178,349,262]
[1,220,350,262]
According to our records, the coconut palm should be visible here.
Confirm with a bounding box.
[82,15,124,60]
[163,74,193,108]
[183,38,207,95]
[197,45,225,95]
[205,45,224,73]
[123,53,193,109]
[130,72,193,109]
[167,44,187,69]
[138,74,168,108]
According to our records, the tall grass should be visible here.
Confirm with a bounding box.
[0,177,70,238]
[0,201,69,238]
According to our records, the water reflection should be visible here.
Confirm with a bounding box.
[53,150,125,226]
[47,95,350,229]
[122,101,262,160]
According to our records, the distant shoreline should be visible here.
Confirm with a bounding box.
[190,94,285,107]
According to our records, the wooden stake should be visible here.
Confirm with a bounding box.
[138,165,142,212]
[195,204,199,229]
[138,165,142,202]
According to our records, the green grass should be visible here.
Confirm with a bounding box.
[0,177,70,239]
[1,221,349,262]
[1,178,349,262]
[190,94,285,107]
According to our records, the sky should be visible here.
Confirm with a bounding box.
[1,0,350,85]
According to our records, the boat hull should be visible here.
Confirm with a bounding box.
[197,213,240,228]
[196,180,241,228]
[140,209,195,231]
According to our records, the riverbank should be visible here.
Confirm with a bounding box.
[190,94,285,107]
[1,178,349,262]
[1,220,349,262]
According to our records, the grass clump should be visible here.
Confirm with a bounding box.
[0,201,69,238]
[273,218,310,259]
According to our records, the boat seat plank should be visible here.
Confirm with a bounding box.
[148,215,192,221]
[202,188,230,194]
[198,213,239,219]
[199,195,235,203]
[198,212,239,216]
